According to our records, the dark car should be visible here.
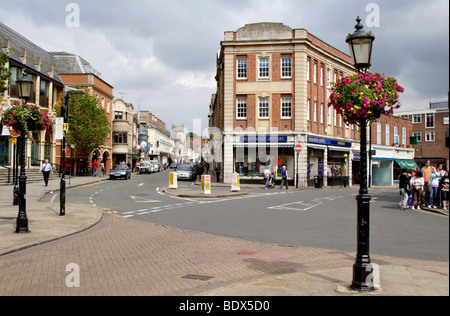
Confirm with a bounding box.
[169,163,178,170]
[109,164,131,180]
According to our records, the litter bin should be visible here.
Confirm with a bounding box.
[314,176,323,188]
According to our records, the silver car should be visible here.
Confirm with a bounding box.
[176,164,195,181]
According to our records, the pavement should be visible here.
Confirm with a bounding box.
[0,173,448,296]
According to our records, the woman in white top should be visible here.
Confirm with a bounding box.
[411,170,424,210]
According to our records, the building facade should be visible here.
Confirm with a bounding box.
[211,23,414,187]
[112,98,134,166]
[1,22,64,169]
[395,100,449,170]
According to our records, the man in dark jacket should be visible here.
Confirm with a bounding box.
[399,168,411,210]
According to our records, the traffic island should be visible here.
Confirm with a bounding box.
[162,188,248,198]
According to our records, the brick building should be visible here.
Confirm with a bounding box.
[395,100,449,170]
[210,22,414,187]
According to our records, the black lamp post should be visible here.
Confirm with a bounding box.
[346,17,376,292]
[60,86,85,216]
[15,69,33,234]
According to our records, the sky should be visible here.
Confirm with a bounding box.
[1,0,448,133]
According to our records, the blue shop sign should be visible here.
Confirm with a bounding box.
[240,136,288,143]
[307,136,351,148]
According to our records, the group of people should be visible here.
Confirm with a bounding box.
[399,161,449,211]
[91,159,106,177]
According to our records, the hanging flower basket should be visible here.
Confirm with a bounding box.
[328,72,404,126]
[1,102,52,137]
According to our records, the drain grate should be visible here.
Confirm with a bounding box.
[182,274,213,281]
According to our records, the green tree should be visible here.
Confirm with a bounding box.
[56,90,110,163]
[0,51,12,95]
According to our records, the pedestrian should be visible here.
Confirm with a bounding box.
[39,159,53,187]
[411,170,424,210]
[407,170,416,208]
[399,168,410,210]
[215,163,221,183]
[428,166,440,208]
[421,161,431,206]
[440,171,449,211]
[436,164,445,208]
[280,166,288,190]
[100,162,105,177]
[92,159,99,177]
[264,168,271,189]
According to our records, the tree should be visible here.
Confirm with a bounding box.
[55,91,110,163]
[0,51,12,95]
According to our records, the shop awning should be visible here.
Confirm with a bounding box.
[394,159,418,170]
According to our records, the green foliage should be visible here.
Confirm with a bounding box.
[55,90,110,159]
[0,51,12,95]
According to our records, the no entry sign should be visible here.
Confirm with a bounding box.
[294,144,302,153]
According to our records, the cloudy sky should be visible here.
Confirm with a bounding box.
[1,0,448,133]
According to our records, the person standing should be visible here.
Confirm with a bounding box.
[428,166,440,208]
[264,168,271,189]
[214,163,221,183]
[39,159,53,187]
[411,171,424,210]
[399,168,410,210]
[280,166,288,190]
[92,159,99,177]
[421,161,431,207]
[440,171,449,210]
[100,162,105,177]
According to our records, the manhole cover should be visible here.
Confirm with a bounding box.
[181,274,213,281]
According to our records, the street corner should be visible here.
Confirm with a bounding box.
[162,187,249,198]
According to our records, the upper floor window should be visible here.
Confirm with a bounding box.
[236,97,247,119]
[39,79,49,108]
[425,113,434,128]
[258,97,269,119]
[306,59,310,81]
[281,57,292,78]
[313,63,317,84]
[237,58,247,79]
[281,97,292,119]
[412,114,421,124]
[113,132,127,144]
[115,111,123,120]
[258,57,269,79]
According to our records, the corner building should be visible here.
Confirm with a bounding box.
[213,23,366,187]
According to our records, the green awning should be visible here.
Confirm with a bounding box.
[394,159,418,170]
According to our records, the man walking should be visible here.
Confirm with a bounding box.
[280,166,288,190]
[215,163,221,183]
[92,159,99,177]
[39,159,53,186]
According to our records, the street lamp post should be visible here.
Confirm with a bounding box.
[60,86,85,216]
[346,17,376,292]
[15,70,33,234]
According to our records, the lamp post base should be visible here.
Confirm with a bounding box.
[351,258,375,292]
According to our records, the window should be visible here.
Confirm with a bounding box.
[258,97,269,119]
[39,80,49,108]
[281,97,292,119]
[306,99,310,121]
[236,98,247,119]
[306,59,310,81]
[425,131,435,142]
[413,132,422,143]
[320,66,324,86]
[320,103,324,123]
[258,57,269,78]
[237,58,247,79]
[313,63,317,84]
[313,101,317,122]
[426,113,434,128]
[115,111,123,120]
[402,127,407,145]
[394,126,399,145]
[327,106,331,125]
[413,114,421,123]
[327,68,331,88]
[334,109,337,126]
[385,124,390,145]
[113,132,127,144]
[377,123,382,144]
[281,57,292,78]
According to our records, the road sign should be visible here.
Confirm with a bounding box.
[295,144,302,153]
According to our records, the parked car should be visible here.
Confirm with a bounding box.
[138,161,151,174]
[109,164,131,180]
[176,164,195,181]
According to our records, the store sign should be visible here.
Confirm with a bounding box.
[240,136,288,143]
[307,136,351,148]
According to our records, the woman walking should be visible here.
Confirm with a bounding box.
[440,171,449,211]
[428,166,440,208]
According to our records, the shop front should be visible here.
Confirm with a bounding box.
[307,136,353,187]
[234,135,295,182]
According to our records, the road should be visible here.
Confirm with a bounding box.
[40,170,449,262]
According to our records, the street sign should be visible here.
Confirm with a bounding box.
[295,144,302,153]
